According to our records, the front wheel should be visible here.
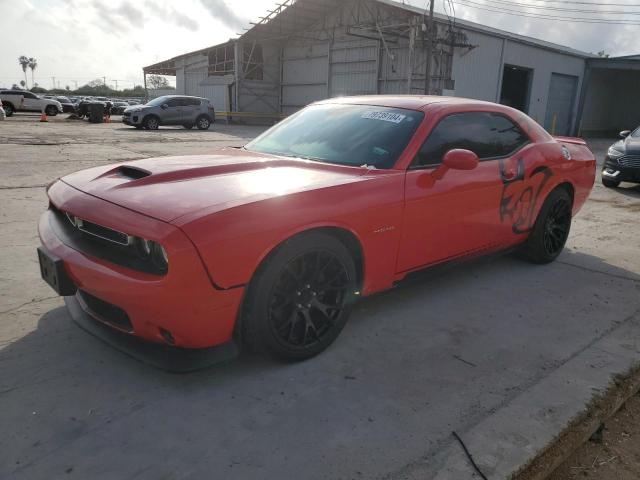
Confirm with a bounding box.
[143,115,159,130]
[183,123,194,130]
[518,188,572,264]
[45,105,58,116]
[602,177,620,188]
[3,103,14,117]
[242,232,357,361]
[196,115,211,130]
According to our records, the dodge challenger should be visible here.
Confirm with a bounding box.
[38,96,596,363]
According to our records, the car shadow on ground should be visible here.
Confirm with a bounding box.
[1,250,639,479]
[614,184,640,199]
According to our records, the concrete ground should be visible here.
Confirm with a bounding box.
[1,114,639,480]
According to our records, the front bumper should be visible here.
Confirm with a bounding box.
[602,156,640,183]
[39,181,245,350]
[122,113,142,125]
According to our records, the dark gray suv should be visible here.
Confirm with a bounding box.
[123,95,215,130]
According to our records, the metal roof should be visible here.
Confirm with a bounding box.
[143,40,236,75]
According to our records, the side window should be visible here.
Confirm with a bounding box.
[167,98,181,107]
[492,114,528,156]
[186,98,201,106]
[411,112,529,168]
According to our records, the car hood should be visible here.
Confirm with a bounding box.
[60,148,372,223]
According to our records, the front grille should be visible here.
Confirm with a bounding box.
[123,111,132,117]
[49,204,166,276]
[618,155,640,168]
[77,290,133,332]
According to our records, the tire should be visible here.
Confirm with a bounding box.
[196,115,211,130]
[518,188,572,264]
[602,177,620,188]
[242,232,357,361]
[45,105,58,116]
[143,115,159,130]
[183,123,194,130]
[134,125,142,130]
[3,103,14,117]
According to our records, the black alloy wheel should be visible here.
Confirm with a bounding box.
[242,232,357,361]
[542,197,571,256]
[518,187,572,264]
[268,250,350,350]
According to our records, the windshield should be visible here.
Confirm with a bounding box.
[631,127,640,138]
[245,103,424,168]
[146,96,170,107]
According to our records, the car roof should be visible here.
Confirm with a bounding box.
[316,95,500,111]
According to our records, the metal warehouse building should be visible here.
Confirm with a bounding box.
[143,0,640,135]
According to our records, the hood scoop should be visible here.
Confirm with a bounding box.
[117,165,151,180]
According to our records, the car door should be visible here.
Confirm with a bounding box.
[182,98,200,124]
[163,97,183,124]
[22,92,40,111]
[396,111,529,272]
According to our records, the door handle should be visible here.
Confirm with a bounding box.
[502,168,517,181]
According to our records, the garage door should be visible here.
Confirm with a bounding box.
[281,43,329,115]
[544,73,578,136]
[330,39,378,97]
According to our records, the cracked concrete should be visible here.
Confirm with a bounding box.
[0,114,639,480]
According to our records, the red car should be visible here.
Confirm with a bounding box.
[38,96,596,364]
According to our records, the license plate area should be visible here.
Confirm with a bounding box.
[37,247,77,296]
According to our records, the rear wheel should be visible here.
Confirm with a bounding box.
[242,232,357,361]
[602,177,620,188]
[196,115,211,130]
[518,188,572,264]
[3,103,14,117]
[183,123,194,130]
[143,115,159,130]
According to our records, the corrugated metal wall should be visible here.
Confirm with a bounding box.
[281,43,328,115]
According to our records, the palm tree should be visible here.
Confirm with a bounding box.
[18,56,29,89]
[28,58,37,88]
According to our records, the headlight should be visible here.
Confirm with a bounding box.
[134,237,168,272]
[607,146,624,159]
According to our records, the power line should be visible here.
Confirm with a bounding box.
[480,0,640,14]
[452,0,640,23]
[512,0,640,5]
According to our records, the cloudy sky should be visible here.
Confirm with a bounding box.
[0,0,637,90]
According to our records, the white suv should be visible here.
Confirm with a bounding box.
[0,90,63,117]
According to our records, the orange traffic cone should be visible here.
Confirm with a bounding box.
[39,111,48,122]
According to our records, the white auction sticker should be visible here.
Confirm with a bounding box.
[361,111,406,124]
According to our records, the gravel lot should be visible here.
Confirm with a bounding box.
[1,113,639,479]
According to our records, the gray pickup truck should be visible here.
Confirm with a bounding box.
[122,95,215,130]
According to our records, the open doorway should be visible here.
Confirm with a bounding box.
[500,65,532,113]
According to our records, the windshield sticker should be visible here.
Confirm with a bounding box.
[362,111,406,124]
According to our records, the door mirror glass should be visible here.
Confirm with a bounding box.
[442,149,479,171]
[161,103,168,109]
[620,130,631,138]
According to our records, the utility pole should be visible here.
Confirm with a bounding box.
[114,79,118,91]
[52,76,56,90]
[74,81,78,90]
[103,76,107,88]
[423,0,435,95]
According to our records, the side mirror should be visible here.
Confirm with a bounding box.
[161,103,168,110]
[620,130,631,138]
[442,149,479,171]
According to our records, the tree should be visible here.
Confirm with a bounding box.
[147,75,170,89]
[28,57,37,87]
[597,50,610,58]
[20,80,26,88]
[18,56,30,88]
[65,85,70,91]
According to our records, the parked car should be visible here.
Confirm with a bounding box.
[76,100,111,119]
[55,96,76,113]
[110,101,129,115]
[122,95,214,130]
[601,127,640,187]
[37,96,596,364]
[0,104,5,121]
[0,90,62,116]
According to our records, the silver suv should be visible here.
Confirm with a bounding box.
[122,95,215,130]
